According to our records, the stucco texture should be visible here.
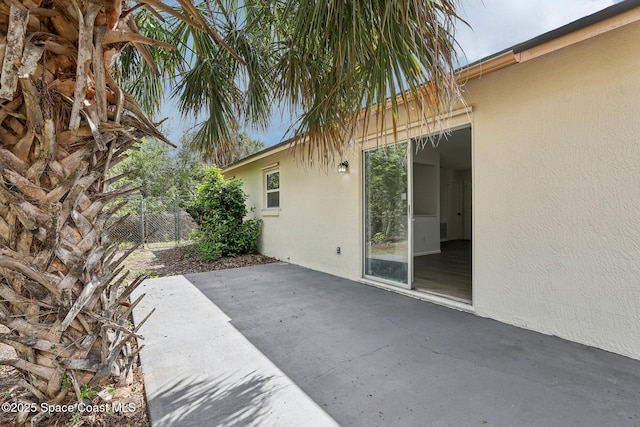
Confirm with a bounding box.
[226,20,640,360]
[468,21,640,359]
[228,151,363,281]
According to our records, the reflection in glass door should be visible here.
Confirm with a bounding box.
[364,142,410,287]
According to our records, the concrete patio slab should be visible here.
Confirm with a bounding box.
[132,275,338,426]
[135,263,640,427]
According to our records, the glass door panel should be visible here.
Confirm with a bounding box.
[364,142,410,287]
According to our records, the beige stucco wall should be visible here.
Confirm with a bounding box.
[226,149,363,280]
[467,21,640,360]
[226,20,640,360]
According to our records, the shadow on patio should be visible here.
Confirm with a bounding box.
[148,371,275,426]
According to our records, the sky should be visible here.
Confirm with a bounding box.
[159,0,621,148]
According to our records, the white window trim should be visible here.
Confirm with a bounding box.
[264,169,280,213]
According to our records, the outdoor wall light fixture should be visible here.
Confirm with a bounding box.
[337,161,349,173]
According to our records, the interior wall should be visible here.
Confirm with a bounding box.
[413,145,440,255]
[413,164,438,215]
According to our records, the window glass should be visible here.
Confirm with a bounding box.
[267,192,279,208]
[266,171,280,208]
[364,143,408,285]
[267,172,279,191]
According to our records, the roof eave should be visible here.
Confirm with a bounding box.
[223,137,296,174]
[223,0,640,173]
[459,0,640,81]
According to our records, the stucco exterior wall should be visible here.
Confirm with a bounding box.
[467,21,640,359]
[226,20,640,360]
[227,149,363,281]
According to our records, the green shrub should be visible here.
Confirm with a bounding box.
[185,167,262,261]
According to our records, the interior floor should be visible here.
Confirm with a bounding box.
[414,240,472,303]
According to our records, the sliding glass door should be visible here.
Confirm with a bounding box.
[363,142,411,288]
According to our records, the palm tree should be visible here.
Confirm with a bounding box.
[125,0,463,166]
[0,0,463,422]
[0,1,232,421]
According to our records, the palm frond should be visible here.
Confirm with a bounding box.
[168,0,275,165]
[114,7,188,118]
[274,0,464,165]
[120,0,464,167]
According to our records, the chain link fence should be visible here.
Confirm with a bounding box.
[107,195,198,248]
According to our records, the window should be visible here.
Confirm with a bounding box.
[265,170,280,208]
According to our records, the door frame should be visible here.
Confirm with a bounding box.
[358,109,474,309]
[361,142,413,290]
[408,123,474,297]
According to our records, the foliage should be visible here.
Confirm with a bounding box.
[373,232,386,244]
[110,134,208,202]
[180,131,265,167]
[0,1,463,422]
[229,132,266,163]
[119,1,275,166]
[112,139,177,198]
[0,2,243,416]
[121,0,464,167]
[79,385,93,400]
[109,131,262,215]
[68,413,81,427]
[114,8,185,117]
[365,143,408,243]
[185,168,262,261]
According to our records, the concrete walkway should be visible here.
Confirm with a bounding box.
[133,263,640,427]
[132,274,337,426]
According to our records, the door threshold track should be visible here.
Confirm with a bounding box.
[414,288,472,305]
[359,278,475,314]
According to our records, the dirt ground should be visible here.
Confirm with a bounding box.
[0,245,277,427]
[121,244,278,279]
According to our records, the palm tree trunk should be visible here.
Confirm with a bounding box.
[0,0,169,414]
[0,1,465,423]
